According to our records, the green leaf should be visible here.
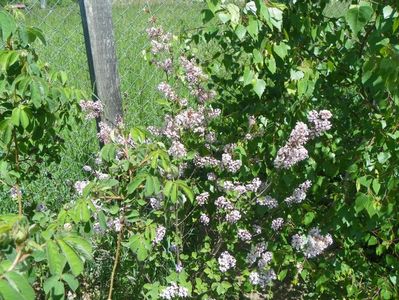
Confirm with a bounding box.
[170,182,178,203]
[163,180,173,198]
[0,11,17,42]
[273,42,289,59]
[11,107,21,127]
[101,143,116,161]
[243,66,255,86]
[19,108,30,129]
[226,4,240,27]
[145,175,155,197]
[372,179,381,194]
[253,79,266,98]
[47,240,65,276]
[177,181,194,203]
[303,212,315,225]
[0,279,23,300]
[63,235,93,260]
[322,0,351,19]
[57,239,84,276]
[345,5,374,36]
[268,7,283,31]
[247,16,259,40]
[377,152,390,164]
[127,173,147,195]
[278,269,288,281]
[4,272,35,300]
[235,24,246,40]
[266,55,276,74]
[43,276,60,294]
[62,273,79,292]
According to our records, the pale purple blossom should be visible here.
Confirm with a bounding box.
[247,242,268,265]
[168,141,187,159]
[10,186,22,199]
[79,100,103,120]
[218,251,236,272]
[74,180,89,195]
[271,218,284,231]
[98,122,112,144]
[257,251,273,268]
[256,196,278,208]
[196,192,209,206]
[292,227,333,258]
[225,209,241,223]
[150,197,162,210]
[82,165,92,172]
[307,110,332,138]
[159,282,189,299]
[215,196,233,210]
[222,153,242,173]
[274,122,310,169]
[153,225,166,245]
[238,229,252,241]
[158,82,179,102]
[284,180,312,205]
[200,213,210,225]
[207,172,217,181]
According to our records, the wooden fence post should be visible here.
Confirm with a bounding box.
[79,0,123,127]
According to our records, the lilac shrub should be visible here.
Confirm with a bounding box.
[78,20,334,299]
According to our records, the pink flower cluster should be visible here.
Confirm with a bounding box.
[180,56,216,103]
[307,110,332,138]
[79,100,103,120]
[146,26,171,55]
[284,180,312,206]
[274,110,332,169]
[274,122,309,169]
[168,141,187,159]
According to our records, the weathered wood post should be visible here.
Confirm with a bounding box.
[79,0,123,127]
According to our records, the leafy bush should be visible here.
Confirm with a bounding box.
[0,10,92,300]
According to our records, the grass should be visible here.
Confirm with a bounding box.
[1,0,204,212]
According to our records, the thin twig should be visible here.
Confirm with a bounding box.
[107,222,125,300]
